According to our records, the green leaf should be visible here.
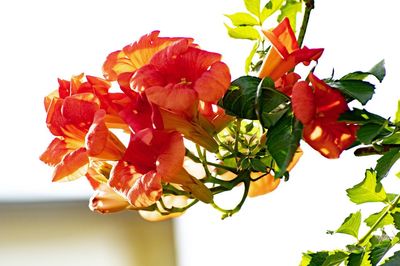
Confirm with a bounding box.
[346,170,387,204]
[326,79,376,105]
[321,251,348,266]
[347,252,365,266]
[391,212,400,230]
[364,209,393,229]
[300,251,329,266]
[382,132,400,145]
[375,148,400,181]
[244,0,260,17]
[341,60,386,83]
[370,236,392,266]
[225,12,259,26]
[266,112,302,178]
[336,211,362,239]
[357,123,390,144]
[245,41,259,74]
[219,76,261,119]
[250,158,268,172]
[381,250,400,265]
[260,0,285,23]
[225,24,260,40]
[277,0,302,31]
[255,77,290,128]
[219,76,289,129]
[395,100,400,124]
[339,108,387,125]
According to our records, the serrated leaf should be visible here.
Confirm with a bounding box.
[266,112,302,178]
[381,250,400,265]
[244,0,261,17]
[391,212,400,230]
[326,79,376,105]
[260,0,285,23]
[341,60,386,83]
[364,209,393,229]
[370,237,392,266]
[277,0,302,31]
[225,24,261,40]
[225,12,259,26]
[321,251,348,266]
[336,211,362,238]
[375,148,400,181]
[347,252,364,266]
[300,251,329,266]
[346,170,387,204]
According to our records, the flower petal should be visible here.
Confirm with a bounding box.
[303,120,357,159]
[248,173,280,197]
[40,138,70,166]
[127,170,162,208]
[85,110,125,160]
[292,80,316,124]
[194,61,231,103]
[52,147,89,182]
[89,184,130,213]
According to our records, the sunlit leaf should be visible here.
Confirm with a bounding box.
[244,0,260,17]
[382,132,400,145]
[321,251,348,266]
[300,251,329,266]
[277,0,302,31]
[260,0,285,23]
[395,100,400,124]
[346,170,387,204]
[245,41,259,74]
[225,12,259,26]
[336,211,362,238]
[225,24,260,40]
[364,208,393,229]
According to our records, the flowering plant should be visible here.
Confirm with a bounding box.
[40,0,400,264]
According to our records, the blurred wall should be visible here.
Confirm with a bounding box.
[0,201,176,266]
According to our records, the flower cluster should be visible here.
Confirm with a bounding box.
[41,18,358,220]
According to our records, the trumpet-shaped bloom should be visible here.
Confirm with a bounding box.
[258,17,324,81]
[40,75,125,182]
[131,39,231,116]
[292,73,358,158]
[102,31,194,81]
[108,128,212,208]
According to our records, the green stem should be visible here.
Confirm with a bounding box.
[357,193,400,245]
[297,0,314,47]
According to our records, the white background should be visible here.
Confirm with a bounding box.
[1,0,400,265]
